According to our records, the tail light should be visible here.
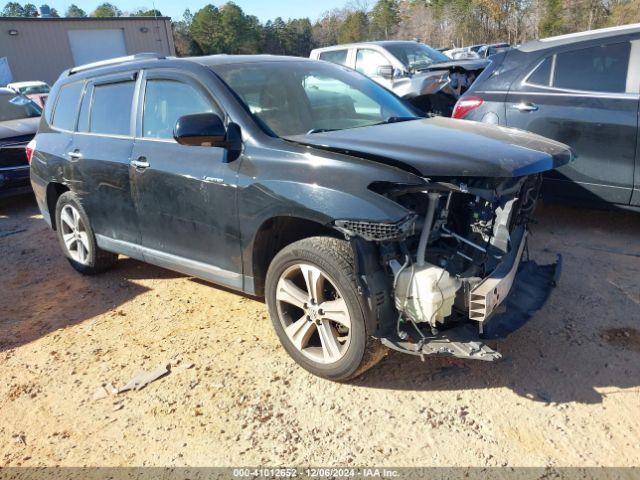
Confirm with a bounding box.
[26,138,36,164]
[452,96,484,119]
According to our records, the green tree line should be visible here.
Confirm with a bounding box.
[1,2,164,18]
[3,0,639,55]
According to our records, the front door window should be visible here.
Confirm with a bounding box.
[355,49,389,77]
[143,79,217,139]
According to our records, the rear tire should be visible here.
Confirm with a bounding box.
[55,191,117,275]
[265,236,387,381]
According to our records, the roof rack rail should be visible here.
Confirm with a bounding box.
[69,52,165,75]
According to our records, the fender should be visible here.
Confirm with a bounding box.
[236,143,429,281]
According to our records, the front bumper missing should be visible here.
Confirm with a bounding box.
[380,228,561,362]
[381,325,502,362]
[469,226,527,323]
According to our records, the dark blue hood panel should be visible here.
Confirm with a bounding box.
[286,116,574,178]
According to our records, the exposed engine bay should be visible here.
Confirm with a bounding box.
[402,61,487,117]
[336,174,559,362]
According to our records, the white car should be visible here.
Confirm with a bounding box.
[443,47,481,60]
[310,41,488,116]
[6,81,50,108]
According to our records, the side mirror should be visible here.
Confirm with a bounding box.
[174,113,227,147]
[377,65,394,79]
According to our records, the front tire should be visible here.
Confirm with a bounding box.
[265,236,386,381]
[55,191,117,275]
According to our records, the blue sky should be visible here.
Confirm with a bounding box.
[43,0,350,22]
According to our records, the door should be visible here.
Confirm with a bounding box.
[68,74,140,244]
[355,48,394,90]
[131,70,243,288]
[506,41,639,205]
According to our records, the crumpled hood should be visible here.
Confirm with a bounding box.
[286,117,574,178]
[0,117,39,143]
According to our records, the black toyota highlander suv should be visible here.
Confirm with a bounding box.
[30,53,573,380]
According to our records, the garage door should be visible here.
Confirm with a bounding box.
[68,29,127,66]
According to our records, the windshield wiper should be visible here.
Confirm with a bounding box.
[307,128,341,134]
[374,116,420,126]
[307,117,418,135]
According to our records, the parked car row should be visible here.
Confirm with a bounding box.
[19,24,639,380]
[313,24,640,210]
[4,26,638,211]
[443,43,512,60]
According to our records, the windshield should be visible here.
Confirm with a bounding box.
[384,43,449,70]
[17,84,50,95]
[0,93,42,122]
[213,61,420,137]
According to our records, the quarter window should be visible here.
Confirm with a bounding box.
[526,57,552,87]
[143,79,215,139]
[90,81,135,136]
[319,50,349,66]
[355,49,390,77]
[52,82,83,131]
[553,42,630,93]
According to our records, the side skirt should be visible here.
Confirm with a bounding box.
[95,234,250,293]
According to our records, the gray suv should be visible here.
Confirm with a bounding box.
[30,53,571,380]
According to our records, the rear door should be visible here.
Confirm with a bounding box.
[70,72,140,244]
[130,69,242,289]
[506,40,639,205]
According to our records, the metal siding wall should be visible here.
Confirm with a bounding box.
[0,18,175,85]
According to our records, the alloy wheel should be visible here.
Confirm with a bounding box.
[275,263,352,364]
[60,204,91,265]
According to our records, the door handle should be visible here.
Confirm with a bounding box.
[131,157,150,169]
[512,102,539,112]
[67,150,82,160]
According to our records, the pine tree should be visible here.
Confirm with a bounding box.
[540,0,565,36]
[65,4,86,17]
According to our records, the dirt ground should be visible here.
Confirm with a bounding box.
[1,194,639,467]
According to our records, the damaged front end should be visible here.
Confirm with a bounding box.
[401,60,488,117]
[337,174,560,362]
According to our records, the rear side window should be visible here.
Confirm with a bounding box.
[526,57,552,86]
[90,81,135,136]
[52,82,83,131]
[319,50,348,66]
[553,42,630,93]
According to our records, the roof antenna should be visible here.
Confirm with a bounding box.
[151,0,162,52]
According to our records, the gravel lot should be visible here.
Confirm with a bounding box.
[1,194,639,467]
